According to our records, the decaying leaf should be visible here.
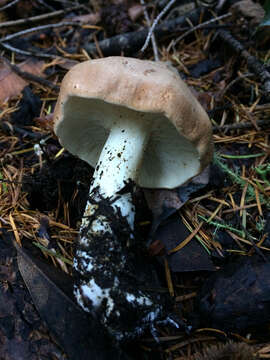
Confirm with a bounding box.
[0,229,65,360]
[153,217,215,272]
[9,86,41,127]
[0,58,44,103]
[144,188,184,235]
[144,166,210,235]
[198,255,270,334]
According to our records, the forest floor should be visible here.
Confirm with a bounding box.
[0,0,270,359]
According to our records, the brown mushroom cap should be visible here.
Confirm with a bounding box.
[54,56,213,189]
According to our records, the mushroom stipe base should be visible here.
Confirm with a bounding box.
[73,185,174,343]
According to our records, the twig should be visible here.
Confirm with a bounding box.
[217,29,270,95]
[170,12,231,50]
[36,0,55,11]
[140,0,177,53]
[0,5,82,29]
[0,21,80,59]
[0,42,60,59]
[0,56,60,91]
[53,0,80,5]
[0,0,19,12]
[216,0,227,11]
[140,0,159,61]
[1,122,43,139]
[0,21,79,42]
[213,118,270,132]
[221,72,252,96]
[82,8,210,56]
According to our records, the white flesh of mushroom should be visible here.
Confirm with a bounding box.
[81,116,150,232]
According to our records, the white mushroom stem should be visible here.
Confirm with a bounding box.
[81,117,151,231]
[74,117,166,341]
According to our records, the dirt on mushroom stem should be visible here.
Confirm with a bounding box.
[73,184,173,343]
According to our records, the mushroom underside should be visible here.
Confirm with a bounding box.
[56,96,200,189]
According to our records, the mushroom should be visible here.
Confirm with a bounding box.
[53,56,213,342]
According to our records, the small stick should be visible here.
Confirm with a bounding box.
[217,29,270,95]
[0,5,82,29]
[213,118,270,132]
[0,0,19,12]
[170,12,231,50]
[0,41,60,59]
[36,0,55,11]
[140,0,159,61]
[0,21,79,42]
[221,72,252,96]
[140,0,177,53]
[83,8,207,56]
[0,21,80,59]
[0,56,60,91]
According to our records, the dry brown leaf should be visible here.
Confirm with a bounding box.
[144,188,183,222]
[0,59,44,103]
